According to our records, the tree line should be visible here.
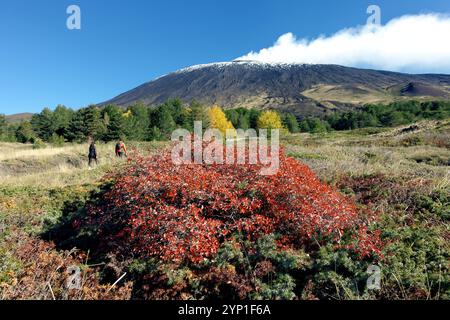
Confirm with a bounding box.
[0,100,295,144]
[298,100,450,133]
[1,100,448,144]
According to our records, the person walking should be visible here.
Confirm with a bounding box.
[88,141,98,168]
[115,140,128,158]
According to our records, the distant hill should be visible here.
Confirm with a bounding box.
[101,61,450,117]
[5,113,34,123]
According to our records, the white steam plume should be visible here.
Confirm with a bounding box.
[238,14,450,74]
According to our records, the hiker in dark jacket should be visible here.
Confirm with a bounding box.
[88,141,98,167]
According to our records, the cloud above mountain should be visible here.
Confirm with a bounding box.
[238,14,450,74]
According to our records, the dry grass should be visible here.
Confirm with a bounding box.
[0,142,116,162]
[283,122,450,191]
[0,143,77,161]
[0,141,167,188]
[0,143,118,188]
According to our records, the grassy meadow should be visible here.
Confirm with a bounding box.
[0,120,449,299]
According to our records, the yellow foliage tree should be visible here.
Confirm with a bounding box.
[257,110,284,130]
[123,110,132,118]
[208,105,235,136]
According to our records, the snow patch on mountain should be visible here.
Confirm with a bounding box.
[172,60,313,75]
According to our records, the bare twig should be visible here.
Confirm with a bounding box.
[47,282,56,300]
[107,272,127,292]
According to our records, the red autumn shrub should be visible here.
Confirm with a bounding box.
[86,146,382,264]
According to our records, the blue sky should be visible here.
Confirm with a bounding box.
[1,0,449,114]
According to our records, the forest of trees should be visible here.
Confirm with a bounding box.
[324,100,450,131]
[299,100,450,133]
[0,100,289,144]
[1,100,449,144]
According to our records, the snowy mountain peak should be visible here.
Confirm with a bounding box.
[173,60,312,75]
[101,62,450,118]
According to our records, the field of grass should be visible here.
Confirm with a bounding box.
[0,121,448,299]
[283,120,450,187]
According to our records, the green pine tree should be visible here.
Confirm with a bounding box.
[124,103,150,141]
[187,101,209,132]
[166,98,187,126]
[248,109,261,129]
[31,108,54,141]
[149,126,162,141]
[0,114,6,139]
[101,105,125,142]
[155,105,176,138]
[52,105,74,137]
[283,113,300,133]
[84,106,106,140]
[15,122,35,143]
[66,109,87,142]
[225,109,240,127]
[237,114,250,130]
